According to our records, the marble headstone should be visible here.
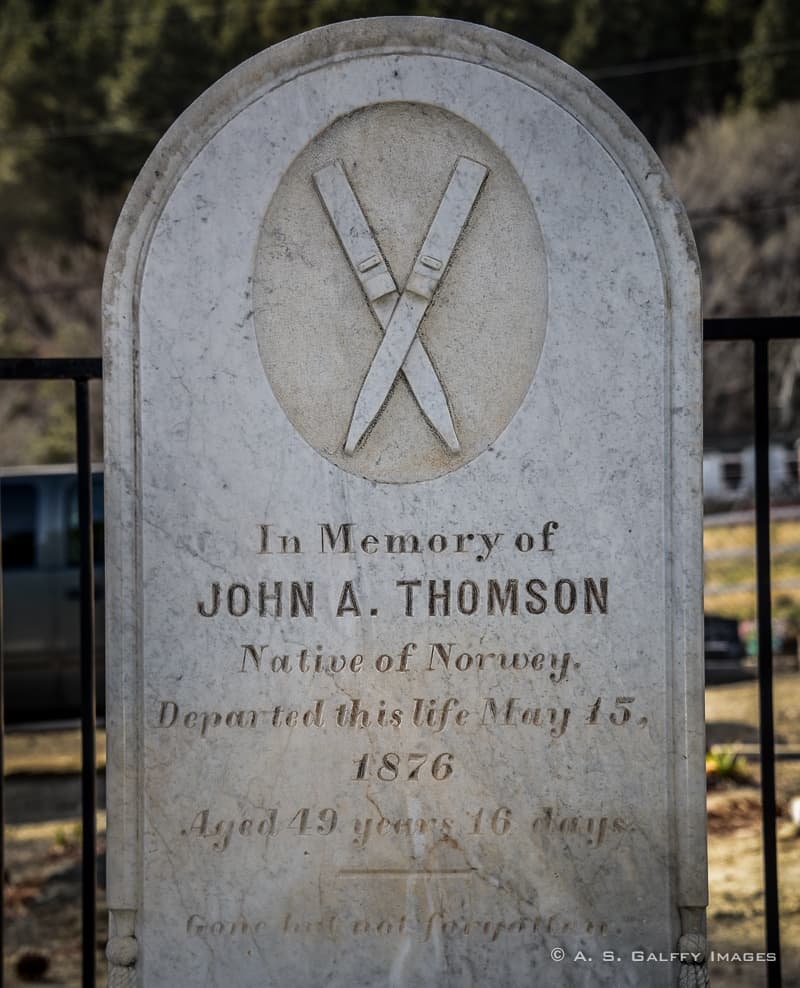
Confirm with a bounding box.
[103,18,706,987]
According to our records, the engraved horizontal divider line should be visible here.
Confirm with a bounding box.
[336,868,477,877]
[312,160,460,453]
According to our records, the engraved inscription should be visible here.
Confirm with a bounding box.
[184,909,613,943]
[152,512,652,957]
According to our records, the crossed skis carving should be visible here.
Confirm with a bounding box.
[314,156,488,454]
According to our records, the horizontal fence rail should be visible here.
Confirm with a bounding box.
[704,316,800,341]
[2,322,800,987]
[0,357,102,988]
[0,357,102,380]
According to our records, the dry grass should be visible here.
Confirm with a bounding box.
[705,517,800,619]
[4,728,106,776]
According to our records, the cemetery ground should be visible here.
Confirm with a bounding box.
[705,513,800,622]
[0,679,798,987]
[3,729,107,986]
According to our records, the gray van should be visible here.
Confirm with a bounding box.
[1,466,104,720]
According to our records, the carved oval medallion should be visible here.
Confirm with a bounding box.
[254,101,547,484]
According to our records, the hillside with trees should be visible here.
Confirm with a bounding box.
[664,102,800,444]
[1,0,799,463]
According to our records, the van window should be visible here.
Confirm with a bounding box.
[1,484,37,569]
[67,477,104,566]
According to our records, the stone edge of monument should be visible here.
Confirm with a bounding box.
[101,13,705,972]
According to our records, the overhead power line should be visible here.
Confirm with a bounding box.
[688,196,800,223]
[0,281,98,298]
[1,31,799,145]
[0,122,165,143]
[587,39,800,80]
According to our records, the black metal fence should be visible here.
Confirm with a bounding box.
[0,358,101,987]
[703,316,800,988]
[0,322,798,987]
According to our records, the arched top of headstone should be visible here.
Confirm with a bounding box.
[104,17,701,319]
[105,16,699,484]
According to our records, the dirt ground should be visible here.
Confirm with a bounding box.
[706,671,800,987]
[2,726,108,986]
[3,676,800,986]
[3,821,107,987]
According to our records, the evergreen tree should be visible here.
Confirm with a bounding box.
[741,0,800,110]
[688,0,761,117]
[560,0,703,141]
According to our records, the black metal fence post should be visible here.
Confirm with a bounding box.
[0,358,101,988]
[75,378,97,988]
[754,337,782,987]
[0,470,4,988]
